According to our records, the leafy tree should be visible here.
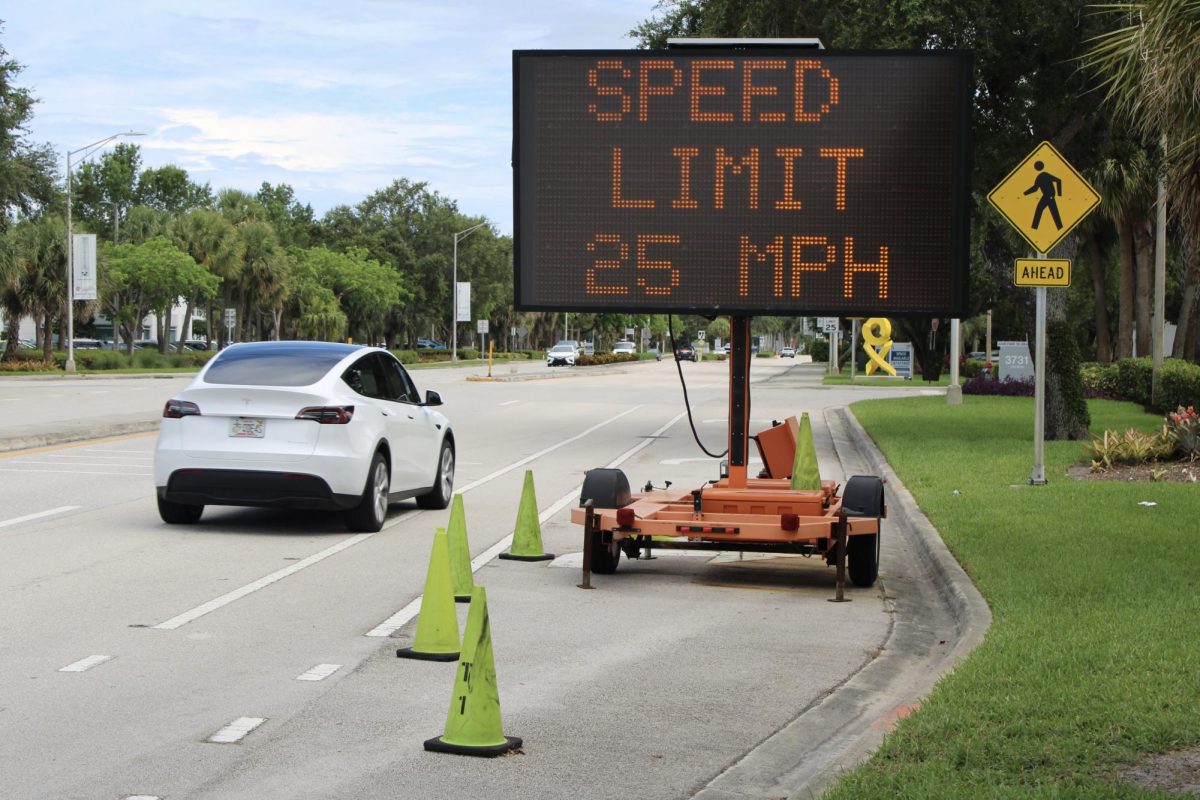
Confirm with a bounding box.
[256,182,317,248]
[170,208,238,348]
[136,165,212,214]
[291,246,408,344]
[100,237,218,353]
[71,143,141,242]
[0,30,58,233]
[5,215,65,359]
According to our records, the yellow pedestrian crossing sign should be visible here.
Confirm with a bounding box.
[987,141,1100,254]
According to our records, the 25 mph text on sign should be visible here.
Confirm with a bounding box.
[514,49,972,316]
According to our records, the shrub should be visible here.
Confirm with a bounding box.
[809,338,829,362]
[1165,405,1200,461]
[76,350,128,370]
[576,353,636,366]
[1115,357,1155,406]
[456,348,479,360]
[132,350,173,370]
[390,349,418,364]
[1085,427,1174,471]
[1156,359,1200,412]
[756,350,775,358]
[0,357,57,372]
[962,375,1035,396]
[1079,362,1121,399]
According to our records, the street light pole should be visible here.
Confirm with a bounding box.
[64,131,144,372]
[451,222,488,364]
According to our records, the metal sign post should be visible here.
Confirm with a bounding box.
[989,142,1098,486]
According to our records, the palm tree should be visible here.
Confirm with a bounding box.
[10,216,67,360]
[1084,0,1200,360]
[171,209,236,347]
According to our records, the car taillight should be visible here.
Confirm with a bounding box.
[296,405,355,424]
[163,399,201,418]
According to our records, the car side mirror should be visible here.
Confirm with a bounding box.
[424,390,443,406]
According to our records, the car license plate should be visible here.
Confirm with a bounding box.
[230,417,266,438]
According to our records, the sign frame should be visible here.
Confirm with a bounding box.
[513,48,974,318]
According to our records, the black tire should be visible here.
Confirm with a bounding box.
[590,534,621,574]
[416,439,454,510]
[158,496,203,524]
[346,452,390,532]
[842,475,884,588]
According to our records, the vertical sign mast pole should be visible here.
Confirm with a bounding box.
[727,316,751,490]
[1031,253,1047,485]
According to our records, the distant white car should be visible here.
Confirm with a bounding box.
[612,341,636,356]
[154,341,455,532]
[781,346,796,358]
[546,343,578,366]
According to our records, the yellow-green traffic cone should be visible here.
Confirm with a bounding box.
[397,529,460,662]
[424,586,522,757]
[499,470,554,561]
[447,494,475,603]
[790,412,823,491]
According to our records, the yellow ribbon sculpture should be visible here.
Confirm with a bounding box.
[862,318,897,376]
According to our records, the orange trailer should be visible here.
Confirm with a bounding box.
[569,316,886,596]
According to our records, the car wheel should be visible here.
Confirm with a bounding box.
[590,534,621,574]
[158,496,203,524]
[346,452,390,532]
[842,475,885,587]
[417,439,455,510]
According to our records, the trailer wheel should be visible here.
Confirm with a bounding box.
[843,475,884,588]
[590,535,621,574]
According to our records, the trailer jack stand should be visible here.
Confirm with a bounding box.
[579,502,596,590]
[828,509,851,603]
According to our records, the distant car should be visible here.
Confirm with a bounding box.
[612,341,636,356]
[723,344,731,354]
[674,344,697,362]
[415,338,447,350]
[181,339,211,351]
[154,341,455,532]
[72,338,104,349]
[546,343,578,367]
[781,346,796,358]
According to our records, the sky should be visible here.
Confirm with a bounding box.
[3,1,662,235]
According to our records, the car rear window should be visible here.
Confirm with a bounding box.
[203,343,361,386]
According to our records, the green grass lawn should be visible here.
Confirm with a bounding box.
[823,395,1199,799]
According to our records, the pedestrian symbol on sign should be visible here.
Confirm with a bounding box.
[1024,161,1063,231]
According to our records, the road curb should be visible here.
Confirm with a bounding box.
[694,405,991,800]
[0,420,160,453]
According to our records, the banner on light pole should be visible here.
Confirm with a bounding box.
[456,282,471,322]
[72,234,97,300]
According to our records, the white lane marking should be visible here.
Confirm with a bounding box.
[43,453,153,461]
[296,663,342,681]
[366,410,687,637]
[660,456,761,466]
[207,717,266,744]
[499,400,519,406]
[153,511,417,630]
[59,655,113,672]
[454,404,642,494]
[0,398,18,402]
[89,390,110,395]
[0,467,152,476]
[123,796,161,800]
[0,506,80,529]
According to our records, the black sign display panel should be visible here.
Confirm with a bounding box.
[514,49,972,316]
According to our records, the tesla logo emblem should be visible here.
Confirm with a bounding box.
[242,398,251,405]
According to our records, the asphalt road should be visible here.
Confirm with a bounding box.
[0,358,988,800]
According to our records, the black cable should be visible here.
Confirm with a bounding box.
[669,315,728,459]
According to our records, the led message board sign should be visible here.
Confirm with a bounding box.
[514,49,972,316]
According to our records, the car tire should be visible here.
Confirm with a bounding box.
[346,452,390,532]
[417,439,455,510]
[158,496,203,524]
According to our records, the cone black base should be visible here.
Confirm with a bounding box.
[396,647,459,662]
[498,552,555,562]
[454,595,472,603]
[424,735,522,757]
